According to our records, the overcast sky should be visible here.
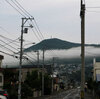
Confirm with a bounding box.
[0,0,100,45]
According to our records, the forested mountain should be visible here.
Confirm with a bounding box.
[25,38,100,52]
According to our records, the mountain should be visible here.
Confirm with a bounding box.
[24,38,100,52]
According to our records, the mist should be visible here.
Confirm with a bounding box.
[2,46,100,67]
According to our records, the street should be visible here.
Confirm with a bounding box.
[47,89,80,99]
[63,89,80,99]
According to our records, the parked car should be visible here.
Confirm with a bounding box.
[0,90,8,99]
[0,95,7,99]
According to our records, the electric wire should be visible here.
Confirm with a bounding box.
[0,39,19,52]
[3,1,39,64]
[24,53,37,61]
[0,30,36,65]
[5,0,25,17]
[30,25,41,41]
[0,39,38,63]
[14,0,33,17]
[87,7,100,8]
[11,0,42,40]
[34,19,44,39]
[0,43,17,54]
[11,0,43,41]
[11,0,29,18]
[86,51,100,57]
[0,50,36,66]
[0,50,17,57]
[5,0,43,42]
[0,26,19,38]
[5,0,60,62]
[86,10,100,13]
[10,0,45,42]
[0,36,20,49]
[30,20,43,40]
[0,34,20,45]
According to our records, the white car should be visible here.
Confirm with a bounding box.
[0,95,7,99]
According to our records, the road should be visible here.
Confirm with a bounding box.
[63,89,80,99]
[48,89,80,99]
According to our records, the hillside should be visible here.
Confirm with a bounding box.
[24,38,100,52]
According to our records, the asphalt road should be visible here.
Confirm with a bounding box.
[63,89,80,99]
[48,89,80,99]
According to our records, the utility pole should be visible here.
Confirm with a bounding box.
[42,49,45,96]
[80,0,85,99]
[18,17,33,99]
[51,57,54,94]
[37,51,39,68]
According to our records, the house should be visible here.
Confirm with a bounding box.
[93,58,100,82]
[0,55,4,89]
[21,67,43,82]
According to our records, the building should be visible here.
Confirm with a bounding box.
[93,58,100,82]
[0,55,4,88]
[21,67,43,82]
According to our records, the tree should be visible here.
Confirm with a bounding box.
[3,69,18,99]
[24,70,42,90]
[44,73,52,95]
[23,70,52,97]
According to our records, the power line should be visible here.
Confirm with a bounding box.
[30,21,43,40]
[0,36,20,48]
[0,50,36,65]
[0,43,17,54]
[0,34,19,44]
[87,7,100,8]
[0,50,17,57]
[33,19,44,39]
[9,0,43,41]
[86,10,100,13]
[0,39,19,52]
[5,0,25,17]
[11,0,29,17]
[0,50,35,66]
[31,27,41,41]
[14,0,33,17]
[9,0,44,41]
[5,0,60,59]
[5,0,43,42]
[86,51,100,56]
[0,35,38,62]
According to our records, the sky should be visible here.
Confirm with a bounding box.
[0,0,100,44]
[1,0,100,66]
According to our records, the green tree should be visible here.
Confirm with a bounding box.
[44,74,52,95]
[3,69,18,99]
[24,70,42,90]
[23,70,52,97]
